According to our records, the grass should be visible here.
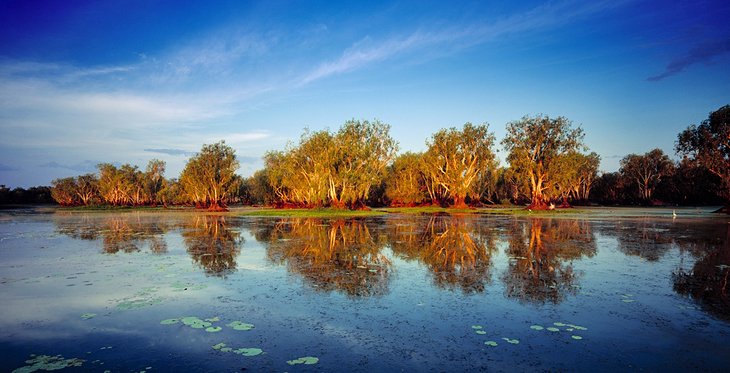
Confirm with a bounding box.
[238,208,387,218]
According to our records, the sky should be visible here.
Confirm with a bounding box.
[1,0,729,187]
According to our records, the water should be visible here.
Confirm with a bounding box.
[1,209,728,372]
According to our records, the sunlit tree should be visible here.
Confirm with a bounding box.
[384,152,427,206]
[502,115,584,209]
[51,177,78,206]
[422,123,497,208]
[180,141,240,210]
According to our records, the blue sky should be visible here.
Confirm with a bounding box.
[1,0,729,187]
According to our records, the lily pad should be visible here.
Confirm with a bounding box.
[205,326,222,333]
[475,330,487,335]
[233,348,263,357]
[220,347,233,353]
[502,338,519,344]
[530,325,544,331]
[553,322,566,327]
[81,313,97,320]
[471,325,483,329]
[227,321,254,331]
[13,354,85,373]
[571,335,583,340]
[212,343,227,350]
[547,327,560,332]
[160,318,179,325]
[484,341,498,347]
[622,299,636,303]
[287,356,319,365]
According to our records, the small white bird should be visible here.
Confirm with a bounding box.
[672,210,677,219]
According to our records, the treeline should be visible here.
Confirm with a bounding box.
[0,185,53,205]
[44,105,729,210]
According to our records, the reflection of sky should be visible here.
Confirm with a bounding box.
[1,212,729,371]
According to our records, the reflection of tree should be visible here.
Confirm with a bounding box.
[672,224,730,320]
[263,219,390,297]
[54,213,169,253]
[598,219,674,261]
[502,218,596,304]
[390,215,496,293]
[182,215,242,277]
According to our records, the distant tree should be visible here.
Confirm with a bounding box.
[552,151,600,206]
[590,172,624,205]
[422,123,497,208]
[676,104,730,205]
[180,141,240,211]
[502,115,584,209]
[384,152,427,206]
[619,148,674,203]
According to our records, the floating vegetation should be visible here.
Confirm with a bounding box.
[553,322,566,327]
[546,327,560,332]
[234,348,263,357]
[529,321,587,341]
[571,335,583,340]
[170,282,207,292]
[81,313,97,320]
[205,326,222,333]
[621,294,636,303]
[502,338,519,344]
[212,343,263,357]
[12,354,85,373]
[471,325,483,329]
[484,341,498,347]
[227,321,255,331]
[475,330,487,335]
[530,325,544,331]
[116,288,164,310]
[160,318,179,325]
[181,316,212,329]
[287,356,319,365]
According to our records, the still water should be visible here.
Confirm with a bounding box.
[0,209,728,372]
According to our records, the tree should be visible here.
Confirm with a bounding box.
[180,141,240,211]
[75,173,99,206]
[422,123,497,208]
[51,177,78,206]
[384,152,427,206]
[144,159,166,205]
[502,115,584,209]
[676,104,730,205]
[619,148,674,203]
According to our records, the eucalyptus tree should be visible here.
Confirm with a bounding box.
[619,148,674,203]
[51,177,78,206]
[384,152,427,206]
[144,159,166,205]
[328,120,398,208]
[502,115,584,209]
[179,141,240,210]
[97,163,137,205]
[422,123,497,208]
[552,151,600,206]
[75,173,99,206]
[676,104,730,204]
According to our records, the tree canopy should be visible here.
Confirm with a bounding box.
[676,104,730,204]
[502,115,584,209]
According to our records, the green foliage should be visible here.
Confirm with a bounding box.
[619,148,674,203]
[384,152,427,206]
[502,115,584,208]
[676,104,730,202]
[422,123,497,207]
[180,141,240,210]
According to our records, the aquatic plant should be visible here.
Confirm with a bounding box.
[12,354,84,373]
[287,356,319,365]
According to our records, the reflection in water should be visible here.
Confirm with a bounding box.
[182,215,243,277]
[599,220,674,261]
[672,224,730,320]
[54,213,169,254]
[390,215,496,293]
[262,219,390,298]
[502,219,596,304]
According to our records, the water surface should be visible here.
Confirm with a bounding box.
[1,209,728,371]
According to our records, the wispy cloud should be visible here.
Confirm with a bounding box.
[38,160,99,173]
[647,38,730,81]
[143,148,194,156]
[297,0,626,85]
